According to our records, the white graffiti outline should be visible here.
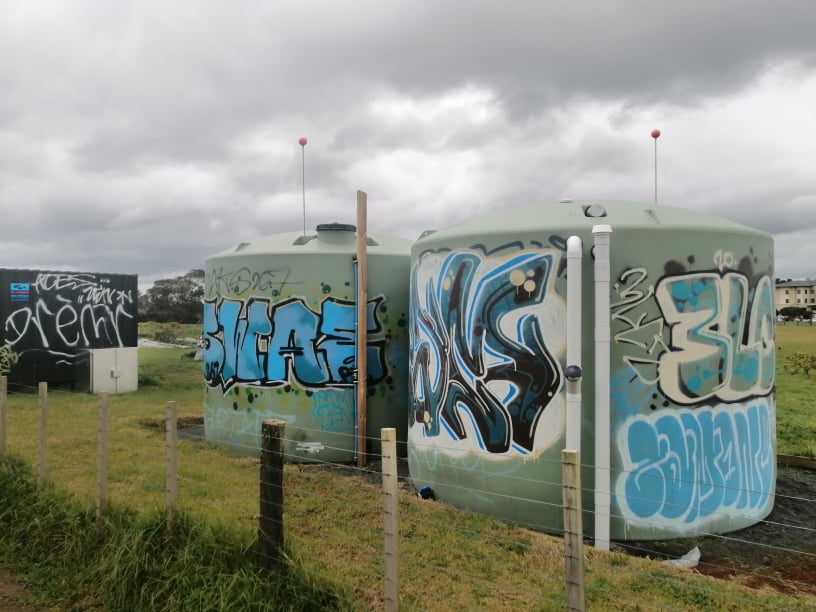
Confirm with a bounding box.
[611,267,668,385]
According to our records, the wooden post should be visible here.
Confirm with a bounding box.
[0,376,7,456]
[356,190,368,467]
[382,428,400,611]
[37,382,47,491]
[259,419,285,569]
[166,401,178,525]
[562,450,585,611]
[96,393,108,523]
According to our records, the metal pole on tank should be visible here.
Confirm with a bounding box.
[651,129,660,204]
[356,191,368,467]
[592,224,612,551]
[299,137,308,236]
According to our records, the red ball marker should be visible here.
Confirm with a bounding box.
[299,137,308,146]
[651,129,661,139]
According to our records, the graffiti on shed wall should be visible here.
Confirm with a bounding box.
[3,273,136,352]
[203,294,388,392]
[0,342,17,375]
[410,245,566,456]
[0,271,137,387]
[611,248,775,528]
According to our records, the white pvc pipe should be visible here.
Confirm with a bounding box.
[592,224,613,551]
[565,236,582,452]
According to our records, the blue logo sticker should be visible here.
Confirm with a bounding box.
[10,282,30,301]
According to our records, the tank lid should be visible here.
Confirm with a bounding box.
[316,223,356,232]
[316,222,357,245]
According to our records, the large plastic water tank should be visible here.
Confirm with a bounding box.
[204,223,412,462]
[409,200,775,540]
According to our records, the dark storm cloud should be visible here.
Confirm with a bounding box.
[0,1,815,283]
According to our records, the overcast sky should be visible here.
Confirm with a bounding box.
[1,1,815,290]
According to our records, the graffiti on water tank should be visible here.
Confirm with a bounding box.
[611,259,774,405]
[410,245,564,455]
[655,273,774,403]
[617,398,773,524]
[311,388,355,433]
[203,294,387,392]
[205,266,298,300]
[611,249,775,528]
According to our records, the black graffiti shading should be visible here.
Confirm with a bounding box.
[411,247,562,454]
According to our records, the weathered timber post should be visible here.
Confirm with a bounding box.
[37,382,47,491]
[96,393,108,523]
[166,401,178,527]
[0,376,7,455]
[381,428,400,611]
[259,419,286,570]
[562,449,585,611]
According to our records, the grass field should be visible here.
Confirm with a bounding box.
[0,321,814,609]
[774,322,816,457]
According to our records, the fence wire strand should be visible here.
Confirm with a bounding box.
[1,380,815,610]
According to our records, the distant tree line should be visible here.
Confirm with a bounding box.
[139,269,204,323]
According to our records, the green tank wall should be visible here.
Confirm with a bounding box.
[408,200,775,540]
[204,224,411,462]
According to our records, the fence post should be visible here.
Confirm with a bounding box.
[37,382,47,491]
[96,393,109,523]
[0,375,7,456]
[381,428,400,612]
[166,401,178,526]
[259,419,285,570]
[562,449,585,611]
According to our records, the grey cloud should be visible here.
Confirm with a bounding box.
[0,1,814,284]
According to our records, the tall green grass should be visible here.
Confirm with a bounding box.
[0,456,350,611]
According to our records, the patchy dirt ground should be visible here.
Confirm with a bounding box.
[0,568,41,612]
[619,463,816,596]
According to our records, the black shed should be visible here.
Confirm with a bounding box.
[0,269,138,391]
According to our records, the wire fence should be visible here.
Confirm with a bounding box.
[1,377,815,610]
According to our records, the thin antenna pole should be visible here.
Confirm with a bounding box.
[651,129,661,204]
[299,137,308,236]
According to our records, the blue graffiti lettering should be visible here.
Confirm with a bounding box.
[311,389,355,434]
[617,399,774,525]
[410,247,563,454]
[203,295,386,391]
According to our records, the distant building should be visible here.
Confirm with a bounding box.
[774,279,816,313]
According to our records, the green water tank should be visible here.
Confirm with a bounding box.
[204,223,411,462]
[409,200,775,540]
